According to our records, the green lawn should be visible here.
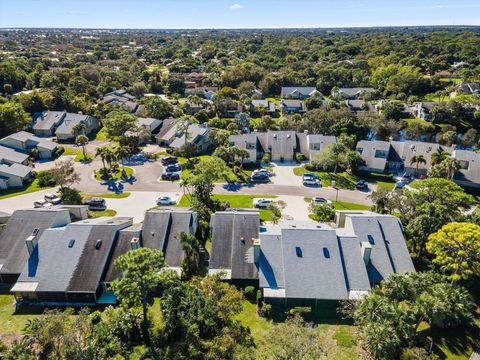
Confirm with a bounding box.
[305,197,372,211]
[403,117,432,126]
[95,127,108,141]
[177,194,277,222]
[0,179,51,200]
[62,147,93,162]
[293,167,358,189]
[95,166,134,181]
[88,209,117,218]
[0,295,43,337]
[432,316,480,360]
[82,192,131,200]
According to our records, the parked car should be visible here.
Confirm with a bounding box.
[250,173,270,183]
[44,193,62,205]
[165,163,182,172]
[303,177,321,186]
[356,179,367,190]
[303,172,319,180]
[253,198,273,208]
[84,198,106,210]
[156,196,177,206]
[253,168,271,176]
[162,172,180,181]
[395,181,407,190]
[161,156,178,165]
[34,199,51,208]
[312,197,333,206]
[400,172,413,184]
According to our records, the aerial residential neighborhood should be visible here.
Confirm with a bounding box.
[0,1,479,359]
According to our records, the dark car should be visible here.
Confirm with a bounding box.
[165,163,182,172]
[161,156,178,165]
[356,179,367,190]
[84,197,106,211]
[250,173,270,183]
[162,172,180,181]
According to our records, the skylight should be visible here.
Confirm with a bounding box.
[295,247,302,258]
[323,247,330,258]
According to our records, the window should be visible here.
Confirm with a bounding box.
[246,142,256,150]
[367,235,375,245]
[374,150,388,159]
[357,148,363,155]
[323,247,330,258]
[295,247,303,258]
[310,143,320,150]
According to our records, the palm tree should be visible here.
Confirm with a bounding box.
[95,146,108,170]
[178,232,200,280]
[115,145,130,167]
[443,156,461,180]
[431,148,447,166]
[75,135,89,162]
[72,122,87,137]
[236,148,250,171]
[410,154,427,177]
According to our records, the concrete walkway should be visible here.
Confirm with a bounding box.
[276,195,311,221]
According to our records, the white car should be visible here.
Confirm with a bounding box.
[303,177,321,186]
[44,193,62,205]
[312,197,332,206]
[156,196,177,206]
[253,198,273,209]
[253,168,271,176]
[34,199,51,208]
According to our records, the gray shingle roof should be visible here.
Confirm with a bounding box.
[33,111,65,131]
[0,208,71,278]
[0,131,57,151]
[141,209,197,268]
[281,87,318,98]
[209,210,259,280]
[55,113,92,135]
[0,146,29,164]
[0,163,32,178]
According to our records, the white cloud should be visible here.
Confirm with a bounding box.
[229,3,243,10]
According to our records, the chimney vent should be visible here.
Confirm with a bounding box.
[25,234,37,256]
[361,241,372,265]
[131,237,140,250]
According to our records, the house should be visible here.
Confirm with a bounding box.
[185,72,206,88]
[229,133,259,163]
[356,139,446,175]
[0,163,32,189]
[257,213,414,306]
[184,101,210,115]
[409,102,437,121]
[157,122,212,153]
[302,133,337,161]
[0,208,72,285]
[332,88,375,100]
[137,117,162,135]
[209,209,260,285]
[140,209,198,273]
[0,146,29,165]
[100,89,140,113]
[281,87,321,99]
[250,99,276,115]
[451,149,480,189]
[345,100,375,112]
[280,99,306,114]
[0,131,57,159]
[185,86,218,100]
[10,217,133,305]
[55,113,99,142]
[451,82,480,97]
[229,131,335,163]
[32,111,66,137]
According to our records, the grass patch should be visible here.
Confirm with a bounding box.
[82,192,131,200]
[177,194,277,222]
[333,325,357,347]
[432,316,480,360]
[62,147,93,162]
[87,209,117,218]
[95,166,134,181]
[0,179,51,200]
[94,127,108,141]
[403,117,431,126]
[0,295,43,336]
[235,300,273,340]
[293,167,357,189]
[333,201,371,211]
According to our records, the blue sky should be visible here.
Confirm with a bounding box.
[1,0,479,29]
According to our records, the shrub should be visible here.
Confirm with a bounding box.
[400,347,439,360]
[295,152,307,163]
[310,203,335,222]
[53,146,65,158]
[59,187,82,205]
[262,152,271,164]
[36,170,56,187]
[244,286,255,300]
[258,302,272,318]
